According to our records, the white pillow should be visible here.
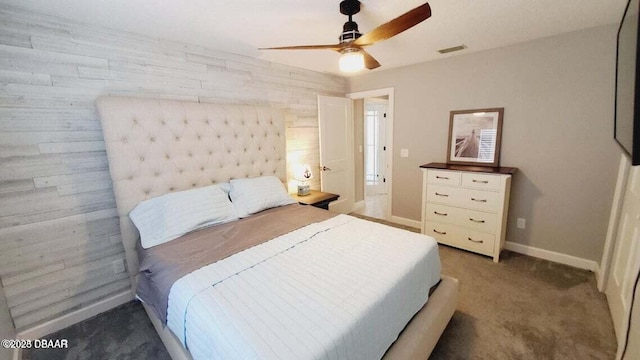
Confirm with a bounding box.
[130,184,238,249]
[229,176,296,218]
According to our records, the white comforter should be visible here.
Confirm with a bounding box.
[166,214,441,360]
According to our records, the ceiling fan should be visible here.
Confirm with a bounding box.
[260,0,432,73]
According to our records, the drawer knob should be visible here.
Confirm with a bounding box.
[435,192,449,197]
[434,211,448,216]
[433,229,447,235]
[469,217,485,223]
[467,237,484,244]
[472,179,489,184]
[471,197,487,202]
[436,176,450,180]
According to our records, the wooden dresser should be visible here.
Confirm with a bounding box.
[420,162,517,262]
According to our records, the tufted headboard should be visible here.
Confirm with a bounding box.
[96,96,287,289]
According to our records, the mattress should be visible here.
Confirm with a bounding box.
[166,214,441,360]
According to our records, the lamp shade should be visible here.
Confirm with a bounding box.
[293,164,313,182]
[339,50,364,73]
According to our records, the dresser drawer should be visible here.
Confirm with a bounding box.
[423,221,458,246]
[427,169,461,186]
[455,228,495,256]
[425,203,497,233]
[461,173,502,190]
[424,221,495,256]
[425,185,458,205]
[426,185,500,212]
[425,203,461,224]
[458,188,500,212]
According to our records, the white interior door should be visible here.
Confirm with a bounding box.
[318,95,354,214]
[606,157,640,359]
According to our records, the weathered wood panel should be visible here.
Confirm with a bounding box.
[0,3,346,332]
[0,70,52,86]
[0,131,103,146]
[0,211,119,253]
[0,108,100,132]
[33,170,111,188]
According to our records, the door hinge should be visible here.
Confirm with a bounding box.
[383,178,386,183]
[383,113,387,118]
[383,146,386,151]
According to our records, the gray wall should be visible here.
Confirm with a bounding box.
[349,25,621,261]
[0,4,346,331]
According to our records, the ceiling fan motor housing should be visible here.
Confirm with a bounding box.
[340,22,361,43]
[339,0,362,43]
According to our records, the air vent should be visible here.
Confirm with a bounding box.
[438,45,466,54]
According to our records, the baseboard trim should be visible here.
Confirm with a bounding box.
[16,290,133,340]
[504,241,599,272]
[353,200,365,212]
[390,216,421,229]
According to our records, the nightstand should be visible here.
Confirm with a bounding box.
[290,190,339,210]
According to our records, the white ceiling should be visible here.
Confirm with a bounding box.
[2,0,629,76]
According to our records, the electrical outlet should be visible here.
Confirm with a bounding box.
[517,218,526,229]
[112,259,125,274]
[400,149,409,158]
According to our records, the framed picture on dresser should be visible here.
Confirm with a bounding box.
[447,108,504,167]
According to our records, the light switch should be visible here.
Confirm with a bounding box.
[400,149,409,158]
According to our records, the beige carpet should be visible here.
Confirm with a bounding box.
[433,246,616,359]
[351,213,617,359]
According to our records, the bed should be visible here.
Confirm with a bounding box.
[96,96,458,360]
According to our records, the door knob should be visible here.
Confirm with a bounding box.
[322,166,332,171]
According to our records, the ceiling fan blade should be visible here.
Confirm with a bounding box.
[361,49,381,70]
[259,44,343,51]
[353,2,431,47]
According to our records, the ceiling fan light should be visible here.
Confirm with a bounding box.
[339,50,365,72]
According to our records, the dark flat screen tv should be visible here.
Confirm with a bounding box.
[616,0,640,165]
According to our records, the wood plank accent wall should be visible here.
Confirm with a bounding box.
[0,4,347,331]
[0,283,14,360]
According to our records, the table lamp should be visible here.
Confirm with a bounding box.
[294,164,313,196]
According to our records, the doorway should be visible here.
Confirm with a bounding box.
[348,88,394,221]
[365,99,387,195]
[360,97,388,219]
